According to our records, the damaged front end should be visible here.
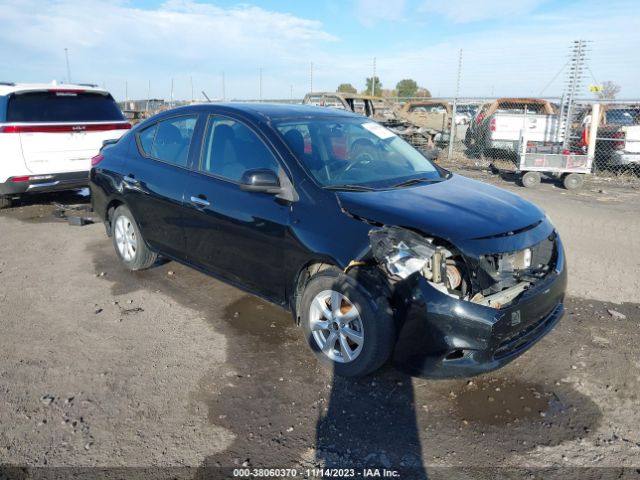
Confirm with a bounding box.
[364,224,566,378]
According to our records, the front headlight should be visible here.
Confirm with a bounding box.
[369,226,436,280]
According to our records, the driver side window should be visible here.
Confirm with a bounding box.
[200,116,279,182]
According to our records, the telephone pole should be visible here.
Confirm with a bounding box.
[259,67,263,102]
[447,49,463,160]
[64,48,72,83]
[310,62,314,93]
[370,57,377,96]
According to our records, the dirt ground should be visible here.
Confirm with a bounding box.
[0,169,639,480]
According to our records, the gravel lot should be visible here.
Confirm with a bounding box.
[0,169,639,479]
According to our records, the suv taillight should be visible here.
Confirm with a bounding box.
[91,154,105,167]
[476,112,485,125]
[490,118,497,132]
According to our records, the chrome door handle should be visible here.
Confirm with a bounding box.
[123,175,137,183]
[190,196,210,207]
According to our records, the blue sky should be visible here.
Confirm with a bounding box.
[1,0,638,101]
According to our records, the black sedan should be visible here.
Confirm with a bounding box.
[90,103,566,378]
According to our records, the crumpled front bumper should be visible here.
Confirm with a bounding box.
[392,237,567,378]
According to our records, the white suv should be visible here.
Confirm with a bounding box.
[0,82,130,208]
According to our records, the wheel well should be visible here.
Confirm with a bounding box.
[291,261,340,325]
[104,199,124,236]
[290,260,394,325]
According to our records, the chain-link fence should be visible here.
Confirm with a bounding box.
[375,97,640,182]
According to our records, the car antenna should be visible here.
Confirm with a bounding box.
[201,91,211,102]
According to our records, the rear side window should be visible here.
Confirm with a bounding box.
[137,115,197,167]
[6,91,125,122]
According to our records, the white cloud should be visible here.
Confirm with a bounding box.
[356,0,407,27]
[311,2,640,98]
[0,0,336,100]
[419,0,545,23]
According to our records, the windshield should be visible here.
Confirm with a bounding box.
[275,117,444,189]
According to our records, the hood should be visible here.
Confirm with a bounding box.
[336,174,545,243]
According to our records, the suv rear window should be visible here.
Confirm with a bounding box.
[6,91,125,123]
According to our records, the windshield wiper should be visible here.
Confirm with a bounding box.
[324,184,375,192]
[391,177,443,188]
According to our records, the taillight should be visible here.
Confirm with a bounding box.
[91,154,105,167]
[613,131,625,150]
[490,118,497,132]
[10,176,30,182]
[0,123,131,133]
[476,112,485,124]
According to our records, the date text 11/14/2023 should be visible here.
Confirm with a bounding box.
[232,467,401,477]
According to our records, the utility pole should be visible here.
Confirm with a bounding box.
[64,48,72,84]
[447,49,463,160]
[170,78,174,107]
[125,80,128,103]
[371,57,376,96]
[190,76,194,103]
[559,40,589,148]
[222,72,226,101]
[310,62,313,93]
[259,67,263,102]
[146,80,151,113]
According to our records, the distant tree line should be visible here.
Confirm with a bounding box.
[337,78,431,98]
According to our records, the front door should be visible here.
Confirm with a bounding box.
[183,115,290,301]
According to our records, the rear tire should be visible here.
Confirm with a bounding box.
[0,196,12,210]
[300,270,394,377]
[521,171,541,188]
[563,173,584,190]
[111,205,157,271]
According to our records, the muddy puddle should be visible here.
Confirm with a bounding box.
[454,378,559,425]
[222,296,294,345]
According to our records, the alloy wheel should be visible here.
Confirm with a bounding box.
[114,215,138,262]
[309,290,364,363]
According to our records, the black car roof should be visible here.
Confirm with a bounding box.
[167,102,362,122]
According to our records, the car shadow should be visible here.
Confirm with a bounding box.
[315,366,427,479]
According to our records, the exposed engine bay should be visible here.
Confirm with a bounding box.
[368,226,557,310]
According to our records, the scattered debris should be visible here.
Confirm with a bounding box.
[67,216,95,226]
[120,307,144,316]
[607,309,626,320]
[40,395,54,406]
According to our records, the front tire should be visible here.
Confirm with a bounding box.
[563,173,584,190]
[300,270,394,377]
[111,205,157,271]
[521,171,541,188]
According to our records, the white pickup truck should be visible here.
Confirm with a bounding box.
[591,108,640,167]
[467,98,559,156]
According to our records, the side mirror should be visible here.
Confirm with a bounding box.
[239,168,281,194]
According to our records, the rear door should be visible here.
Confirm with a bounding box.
[6,90,129,174]
[123,114,199,260]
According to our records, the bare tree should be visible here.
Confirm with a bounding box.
[597,81,621,100]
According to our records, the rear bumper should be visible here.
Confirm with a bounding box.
[392,239,567,378]
[489,139,518,151]
[0,171,89,196]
